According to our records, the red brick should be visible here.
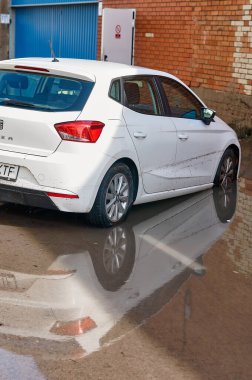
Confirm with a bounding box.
[98,0,252,95]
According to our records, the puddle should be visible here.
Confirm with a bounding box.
[0,183,240,359]
[0,139,251,378]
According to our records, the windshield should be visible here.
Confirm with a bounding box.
[0,70,94,112]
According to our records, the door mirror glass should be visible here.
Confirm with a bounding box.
[201,108,216,125]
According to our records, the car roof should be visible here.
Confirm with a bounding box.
[0,57,177,82]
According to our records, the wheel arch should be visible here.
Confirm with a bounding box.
[114,157,139,202]
[228,143,240,160]
[213,144,240,185]
[226,144,240,176]
[87,157,139,226]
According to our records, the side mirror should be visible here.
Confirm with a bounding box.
[201,108,216,125]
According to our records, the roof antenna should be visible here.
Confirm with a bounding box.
[49,40,59,62]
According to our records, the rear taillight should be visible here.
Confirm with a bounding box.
[50,316,97,336]
[55,121,105,143]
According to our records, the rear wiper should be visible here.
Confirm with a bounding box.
[0,98,61,112]
[1,99,36,109]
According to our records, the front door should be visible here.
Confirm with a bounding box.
[158,76,219,188]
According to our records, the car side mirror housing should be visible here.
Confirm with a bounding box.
[201,108,216,125]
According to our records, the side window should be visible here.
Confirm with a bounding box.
[159,77,202,119]
[123,77,161,116]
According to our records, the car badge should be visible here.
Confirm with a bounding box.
[0,120,3,130]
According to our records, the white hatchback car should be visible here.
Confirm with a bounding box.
[0,58,240,226]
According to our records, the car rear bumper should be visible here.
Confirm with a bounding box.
[0,124,140,213]
[0,182,94,213]
[0,146,116,213]
[0,183,58,210]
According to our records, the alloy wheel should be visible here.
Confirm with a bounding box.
[219,156,234,188]
[105,173,129,222]
[103,227,127,275]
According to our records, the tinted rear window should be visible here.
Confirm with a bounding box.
[0,70,94,112]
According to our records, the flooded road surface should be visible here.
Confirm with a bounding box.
[0,138,251,380]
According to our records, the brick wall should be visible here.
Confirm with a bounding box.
[100,0,252,132]
[0,0,10,60]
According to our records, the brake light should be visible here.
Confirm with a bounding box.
[55,121,105,143]
[14,65,50,72]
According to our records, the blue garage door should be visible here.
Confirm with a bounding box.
[14,3,98,59]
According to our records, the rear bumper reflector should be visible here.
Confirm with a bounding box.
[46,192,79,199]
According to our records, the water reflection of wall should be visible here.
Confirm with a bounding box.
[224,178,252,275]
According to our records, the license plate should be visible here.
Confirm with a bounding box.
[0,163,19,181]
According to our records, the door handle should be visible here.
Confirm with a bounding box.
[178,133,189,141]
[133,132,147,139]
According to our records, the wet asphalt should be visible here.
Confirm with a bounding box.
[0,138,251,380]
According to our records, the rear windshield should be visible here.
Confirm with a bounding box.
[0,70,94,112]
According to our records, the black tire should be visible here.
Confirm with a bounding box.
[87,162,134,227]
[214,148,237,187]
[213,182,237,223]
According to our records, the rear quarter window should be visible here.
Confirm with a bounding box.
[109,79,121,103]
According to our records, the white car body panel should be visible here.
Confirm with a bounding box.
[0,107,80,156]
[172,117,235,188]
[123,106,177,193]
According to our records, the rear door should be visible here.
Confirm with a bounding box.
[122,76,177,194]
[0,70,94,156]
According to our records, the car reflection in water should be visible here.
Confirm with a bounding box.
[0,184,237,359]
